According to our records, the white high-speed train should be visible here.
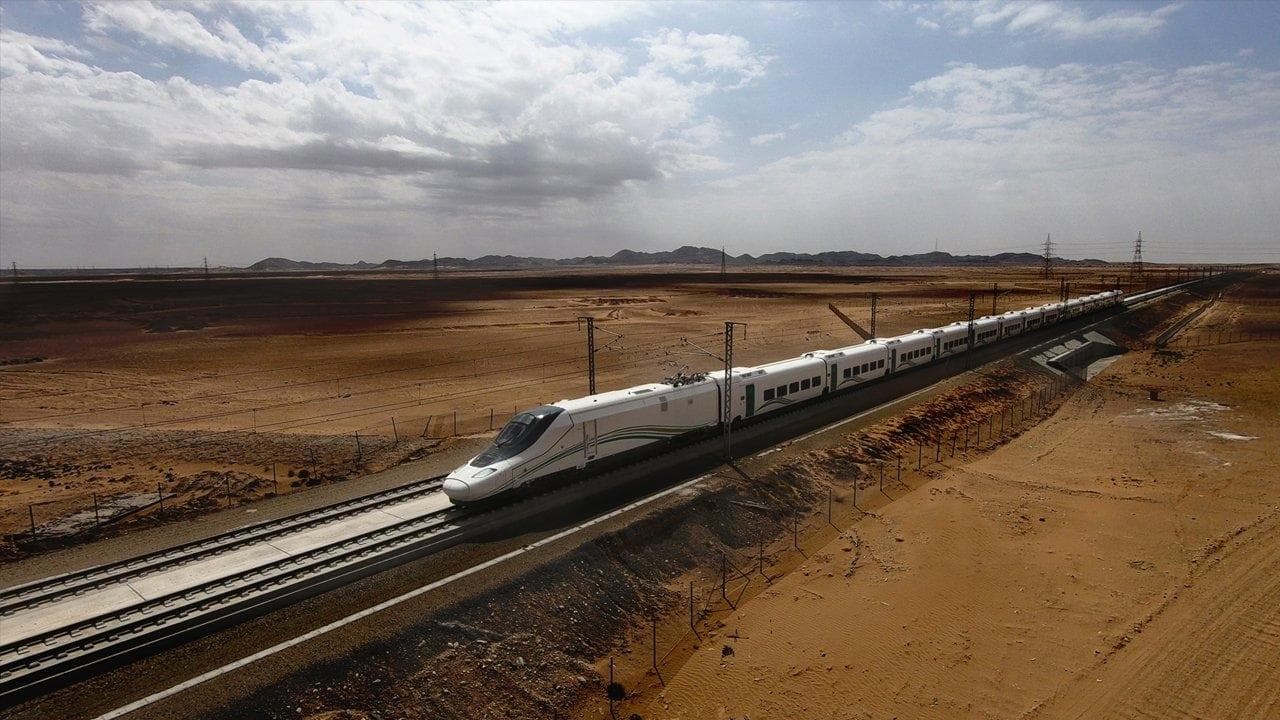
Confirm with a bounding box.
[442,289,1124,502]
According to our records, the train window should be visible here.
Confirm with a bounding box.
[813,376,821,386]
[471,406,563,467]
[789,381,800,393]
[777,385,787,397]
[843,368,852,379]
[764,388,775,401]
[801,378,811,390]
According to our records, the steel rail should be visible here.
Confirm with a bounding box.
[0,476,446,615]
[0,505,467,701]
[0,272,1233,709]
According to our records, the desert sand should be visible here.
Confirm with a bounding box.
[620,273,1280,719]
[6,270,1271,720]
[0,266,1113,547]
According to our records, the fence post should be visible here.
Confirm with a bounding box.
[896,453,902,484]
[159,481,165,512]
[354,431,362,462]
[489,408,495,431]
[609,657,616,717]
[721,553,731,607]
[224,476,231,508]
[272,463,278,495]
[652,615,658,677]
[793,513,799,550]
[453,411,458,436]
[29,504,36,539]
[917,443,922,470]
[827,487,833,525]
[879,461,884,491]
[391,417,399,443]
[689,581,699,639]
[935,435,941,462]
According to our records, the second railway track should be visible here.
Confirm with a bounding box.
[0,475,448,615]
[0,273,1234,711]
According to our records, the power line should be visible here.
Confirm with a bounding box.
[1130,230,1144,283]
[1,322,835,448]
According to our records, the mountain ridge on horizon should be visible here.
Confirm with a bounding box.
[248,245,1108,272]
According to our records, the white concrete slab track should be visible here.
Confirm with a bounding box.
[0,272,1232,711]
[0,475,453,705]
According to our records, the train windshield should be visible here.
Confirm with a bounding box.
[471,406,563,467]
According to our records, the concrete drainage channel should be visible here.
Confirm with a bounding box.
[0,273,1234,711]
[1045,332,1128,380]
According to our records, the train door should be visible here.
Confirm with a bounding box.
[890,348,898,373]
[745,385,756,417]
[583,419,598,460]
[829,364,838,391]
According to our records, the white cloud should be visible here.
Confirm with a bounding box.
[641,28,770,86]
[84,0,272,71]
[749,132,786,146]
[916,1,1184,40]
[1,1,770,263]
[0,28,90,58]
[662,61,1280,262]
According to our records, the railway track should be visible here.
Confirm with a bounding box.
[0,475,458,704]
[0,475,448,613]
[0,273,1233,710]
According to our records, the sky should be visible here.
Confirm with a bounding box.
[1,1,1277,267]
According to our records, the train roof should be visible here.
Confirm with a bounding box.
[737,355,825,373]
[555,378,711,413]
[811,342,890,358]
[879,329,935,345]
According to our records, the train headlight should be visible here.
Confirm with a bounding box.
[473,467,498,479]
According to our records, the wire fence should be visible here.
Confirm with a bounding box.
[1170,329,1280,348]
[603,374,1076,711]
[5,273,1229,553]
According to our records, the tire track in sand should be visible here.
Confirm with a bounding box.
[1027,508,1280,720]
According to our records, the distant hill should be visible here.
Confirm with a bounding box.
[247,245,1106,272]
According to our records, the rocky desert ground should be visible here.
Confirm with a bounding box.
[1,265,1117,553]
[2,267,1274,720]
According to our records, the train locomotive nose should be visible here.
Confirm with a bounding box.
[442,477,472,502]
